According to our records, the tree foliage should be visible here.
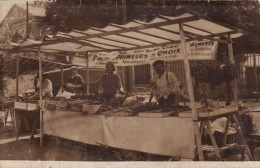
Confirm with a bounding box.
[45,0,259,54]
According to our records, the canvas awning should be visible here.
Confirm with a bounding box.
[11,12,244,53]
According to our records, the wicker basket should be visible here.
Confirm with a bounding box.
[69,103,82,112]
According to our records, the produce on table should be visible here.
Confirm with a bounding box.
[123,96,144,107]
[132,102,190,114]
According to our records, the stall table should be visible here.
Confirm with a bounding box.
[14,100,39,141]
[43,100,196,159]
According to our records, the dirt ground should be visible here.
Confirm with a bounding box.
[0,100,259,161]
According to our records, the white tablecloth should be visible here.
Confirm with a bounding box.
[43,110,195,159]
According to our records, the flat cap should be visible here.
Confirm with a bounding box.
[152,60,165,66]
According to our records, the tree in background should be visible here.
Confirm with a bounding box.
[45,0,259,54]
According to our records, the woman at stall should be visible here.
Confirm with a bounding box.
[95,61,125,101]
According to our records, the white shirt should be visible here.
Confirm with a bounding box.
[153,71,180,99]
[42,79,53,97]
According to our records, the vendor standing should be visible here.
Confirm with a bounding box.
[95,62,125,101]
[149,60,180,107]
[65,66,85,95]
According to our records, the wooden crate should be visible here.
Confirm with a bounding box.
[27,103,38,111]
[14,102,26,110]
[138,111,176,118]
[14,101,39,111]
[46,100,57,111]
[138,109,176,118]
[56,101,68,111]
[68,102,82,112]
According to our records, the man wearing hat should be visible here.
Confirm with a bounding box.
[65,66,85,95]
[149,60,180,107]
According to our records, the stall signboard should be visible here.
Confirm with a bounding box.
[70,40,218,68]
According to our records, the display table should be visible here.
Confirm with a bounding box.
[43,109,196,159]
[2,100,14,126]
[14,100,39,140]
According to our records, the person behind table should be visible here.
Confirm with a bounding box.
[35,74,53,98]
[149,60,180,107]
[95,61,125,101]
[65,66,85,95]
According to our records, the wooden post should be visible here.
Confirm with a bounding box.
[39,48,43,146]
[179,21,204,161]
[227,34,238,104]
[131,66,135,91]
[61,65,64,92]
[16,56,19,100]
[26,1,29,39]
[121,0,127,24]
[121,0,129,93]
[86,52,89,95]
[179,22,197,121]
[253,53,258,101]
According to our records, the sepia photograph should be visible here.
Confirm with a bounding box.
[0,0,260,167]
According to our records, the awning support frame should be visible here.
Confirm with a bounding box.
[179,21,204,161]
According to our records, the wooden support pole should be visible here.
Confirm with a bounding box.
[222,116,231,147]
[131,66,135,91]
[205,121,222,161]
[221,115,231,158]
[121,0,127,24]
[253,53,258,101]
[121,0,129,93]
[26,1,29,39]
[232,114,253,160]
[39,48,43,146]
[194,121,204,161]
[227,34,238,104]
[16,56,19,100]
[179,22,203,161]
[61,65,64,92]
[179,22,197,121]
[86,52,89,95]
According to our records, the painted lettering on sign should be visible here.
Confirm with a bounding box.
[70,40,218,68]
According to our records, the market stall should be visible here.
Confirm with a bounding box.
[9,12,252,160]
[2,50,79,141]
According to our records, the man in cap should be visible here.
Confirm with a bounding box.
[65,66,85,95]
[149,60,180,107]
